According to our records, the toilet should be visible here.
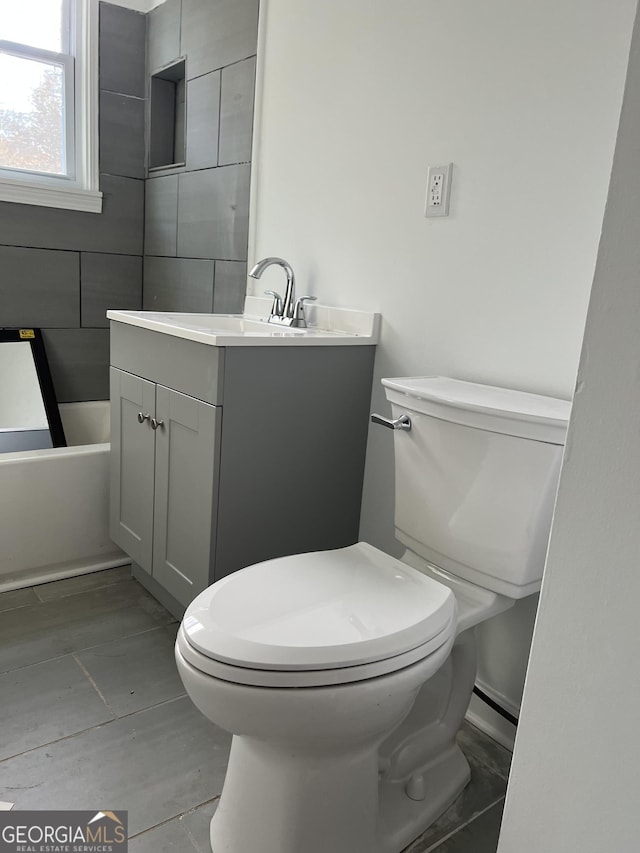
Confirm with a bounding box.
[175,376,570,853]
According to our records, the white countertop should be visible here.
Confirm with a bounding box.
[107,298,380,347]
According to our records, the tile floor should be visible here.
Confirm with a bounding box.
[0,567,510,852]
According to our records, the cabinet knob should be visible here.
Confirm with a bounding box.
[137,412,150,424]
[151,418,164,430]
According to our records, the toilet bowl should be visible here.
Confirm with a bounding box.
[175,376,571,853]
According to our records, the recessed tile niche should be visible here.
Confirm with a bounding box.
[149,59,186,170]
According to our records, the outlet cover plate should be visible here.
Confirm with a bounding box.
[425,163,453,218]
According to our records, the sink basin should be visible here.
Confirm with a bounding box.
[106,306,380,347]
[148,314,288,334]
[184,316,274,333]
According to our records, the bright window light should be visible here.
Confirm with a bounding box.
[0,0,101,212]
[0,54,66,176]
[0,0,66,53]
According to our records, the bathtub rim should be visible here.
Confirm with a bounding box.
[0,440,110,465]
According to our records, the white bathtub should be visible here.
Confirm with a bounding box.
[0,401,128,592]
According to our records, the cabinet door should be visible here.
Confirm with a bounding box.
[109,368,156,571]
[152,385,221,608]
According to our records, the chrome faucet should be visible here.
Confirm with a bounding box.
[248,257,316,327]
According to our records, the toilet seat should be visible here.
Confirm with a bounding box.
[179,542,457,687]
[177,613,456,687]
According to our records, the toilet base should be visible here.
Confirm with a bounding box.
[377,742,471,853]
[209,737,470,853]
[211,736,380,853]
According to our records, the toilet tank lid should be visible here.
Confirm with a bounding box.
[382,376,571,444]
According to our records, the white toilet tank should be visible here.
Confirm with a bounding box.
[382,377,571,598]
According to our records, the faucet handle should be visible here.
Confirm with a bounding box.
[264,290,283,317]
[293,295,316,328]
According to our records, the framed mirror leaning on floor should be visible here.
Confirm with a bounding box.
[0,328,66,453]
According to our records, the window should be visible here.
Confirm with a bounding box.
[0,0,101,212]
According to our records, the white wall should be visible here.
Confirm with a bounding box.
[498,4,640,848]
[250,0,636,733]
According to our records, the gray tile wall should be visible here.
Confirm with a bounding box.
[1,0,258,402]
[144,0,258,315]
[0,2,146,403]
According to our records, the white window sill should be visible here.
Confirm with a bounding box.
[0,179,103,214]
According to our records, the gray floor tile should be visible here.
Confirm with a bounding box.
[128,800,218,853]
[34,566,133,602]
[0,656,113,761]
[129,817,199,853]
[457,722,511,781]
[402,724,509,853]
[0,579,174,674]
[0,587,39,613]
[0,697,232,836]
[76,625,184,717]
[178,800,219,853]
[427,801,504,853]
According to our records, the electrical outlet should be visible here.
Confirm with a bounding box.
[425,163,453,218]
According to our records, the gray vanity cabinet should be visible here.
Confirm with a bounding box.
[109,368,156,568]
[110,366,221,608]
[109,319,376,618]
[152,385,221,605]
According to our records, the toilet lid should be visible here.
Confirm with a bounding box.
[182,542,456,671]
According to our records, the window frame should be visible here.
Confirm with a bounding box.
[0,0,102,213]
